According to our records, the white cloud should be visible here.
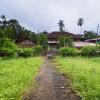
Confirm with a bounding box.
[0,0,100,34]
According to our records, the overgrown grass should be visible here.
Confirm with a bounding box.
[0,57,44,100]
[56,57,100,100]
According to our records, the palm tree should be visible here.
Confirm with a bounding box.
[8,19,20,31]
[58,20,65,32]
[77,18,84,34]
[8,19,21,41]
[97,24,99,35]
[1,15,8,29]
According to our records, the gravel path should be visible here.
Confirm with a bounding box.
[23,59,81,100]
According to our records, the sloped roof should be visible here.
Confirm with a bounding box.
[19,40,34,45]
[48,31,78,39]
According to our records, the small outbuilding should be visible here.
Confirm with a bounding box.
[85,38,100,43]
[74,42,96,48]
[18,40,35,48]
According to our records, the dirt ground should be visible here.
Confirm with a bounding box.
[23,59,81,100]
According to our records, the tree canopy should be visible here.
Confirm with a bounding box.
[37,33,48,50]
[58,20,65,32]
[59,35,73,47]
[77,18,84,34]
[0,15,36,43]
[84,31,98,39]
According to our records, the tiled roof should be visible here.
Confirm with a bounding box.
[48,31,78,39]
[19,40,34,45]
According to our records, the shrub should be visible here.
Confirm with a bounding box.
[0,38,17,57]
[0,29,5,38]
[17,46,43,57]
[33,45,43,56]
[81,46,98,56]
[37,33,48,50]
[17,48,33,57]
[59,47,77,56]
[59,36,73,47]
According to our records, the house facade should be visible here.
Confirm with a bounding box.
[47,31,84,49]
[18,40,35,48]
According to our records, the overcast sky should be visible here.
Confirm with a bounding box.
[0,0,100,34]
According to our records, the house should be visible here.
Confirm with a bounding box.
[47,31,84,49]
[85,38,100,43]
[18,40,35,48]
[73,42,96,48]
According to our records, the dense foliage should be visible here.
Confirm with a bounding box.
[59,36,73,47]
[0,15,36,43]
[0,38,17,57]
[59,47,77,56]
[17,48,33,57]
[81,46,98,56]
[0,15,48,57]
[33,45,43,56]
[37,33,48,50]
[84,31,97,39]
[59,46,100,57]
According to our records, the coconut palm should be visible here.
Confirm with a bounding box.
[8,19,20,32]
[58,20,65,32]
[1,15,8,29]
[77,18,84,34]
[8,19,21,41]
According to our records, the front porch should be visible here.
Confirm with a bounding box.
[48,41,60,50]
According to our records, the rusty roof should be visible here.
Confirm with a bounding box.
[48,31,79,39]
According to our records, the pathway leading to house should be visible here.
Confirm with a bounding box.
[23,59,81,100]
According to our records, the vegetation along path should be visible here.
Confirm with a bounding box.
[24,58,81,100]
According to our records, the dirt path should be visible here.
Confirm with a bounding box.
[23,59,81,100]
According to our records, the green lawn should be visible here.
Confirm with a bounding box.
[0,57,44,100]
[56,57,100,100]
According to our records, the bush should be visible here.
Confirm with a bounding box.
[0,38,17,57]
[33,45,43,56]
[17,45,43,57]
[81,46,98,56]
[59,47,77,57]
[17,48,33,57]
[37,33,48,50]
[59,36,73,47]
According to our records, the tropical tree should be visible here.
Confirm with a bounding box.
[0,29,5,38]
[59,35,73,47]
[0,15,36,43]
[58,20,65,32]
[8,19,21,41]
[0,15,8,29]
[84,31,97,40]
[4,26,15,40]
[77,18,84,34]
[30,32,37,43]
[37,33,48,50]
[0,38,17,57]
[8,19,20,31]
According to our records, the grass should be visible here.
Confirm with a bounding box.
[0,57,44,100]
[56,56,100,100]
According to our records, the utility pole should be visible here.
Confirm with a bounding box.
[96,24,99,46]
[38,30,40,34]
[97,24,99,35]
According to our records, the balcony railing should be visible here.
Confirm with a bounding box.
[48,41,60,44]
